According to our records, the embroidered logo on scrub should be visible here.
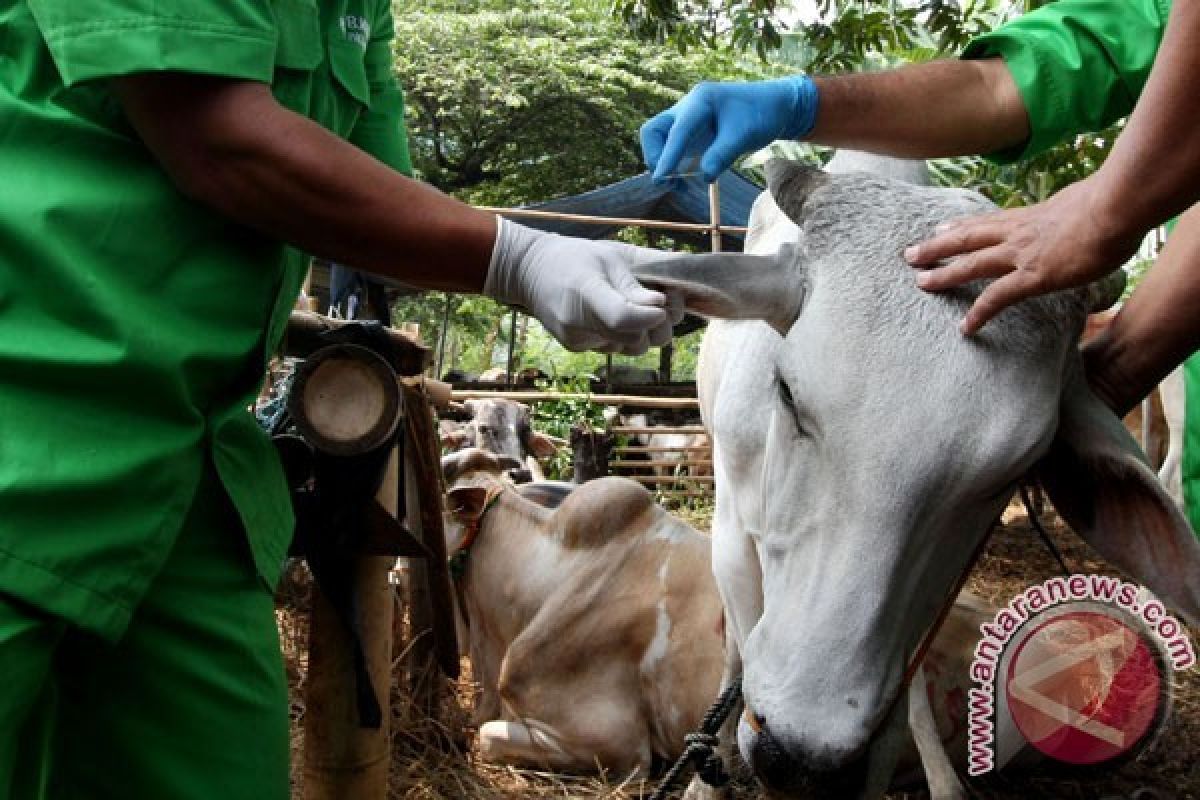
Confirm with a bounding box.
[340,15,370,48]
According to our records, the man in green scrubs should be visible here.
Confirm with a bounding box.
[1,1,686,798]
[643,0,1200,534]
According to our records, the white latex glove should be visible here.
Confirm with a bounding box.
[485,218,683,354]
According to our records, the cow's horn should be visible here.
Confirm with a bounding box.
[765,159,829,221]
[1085,270,1126,312]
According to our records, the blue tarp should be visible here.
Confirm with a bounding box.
[516,170,763,251]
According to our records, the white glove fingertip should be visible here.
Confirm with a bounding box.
[626,287,667,307]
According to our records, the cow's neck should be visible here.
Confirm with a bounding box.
[462,490,557,644]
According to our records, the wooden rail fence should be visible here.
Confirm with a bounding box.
[447,390,714,501]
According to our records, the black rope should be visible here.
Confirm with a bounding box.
[1019,482,1071,577]
[648,676,743,800]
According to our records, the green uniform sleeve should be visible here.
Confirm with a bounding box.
[26,0,283,87]
[963,0,1169,163]
[347,0,413,176]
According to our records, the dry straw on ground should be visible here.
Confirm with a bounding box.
[281,500,1198,800]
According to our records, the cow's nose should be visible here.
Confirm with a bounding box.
[739,712,868,797]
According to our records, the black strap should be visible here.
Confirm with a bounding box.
[1019,482,1071,577]
[290,438,415,729]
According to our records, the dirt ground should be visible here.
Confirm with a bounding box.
[280,499,1199,800]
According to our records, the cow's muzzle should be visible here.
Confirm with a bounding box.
[739,710,868,798]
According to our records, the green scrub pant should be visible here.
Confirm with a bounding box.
[0,470,290,800]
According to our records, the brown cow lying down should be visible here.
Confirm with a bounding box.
[441,449,995,788]
[444,452,725,773]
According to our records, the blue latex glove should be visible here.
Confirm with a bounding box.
[640,76,818,183]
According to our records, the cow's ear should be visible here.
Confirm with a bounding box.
[632,247,807,336]
[1033,364,1200,628]
[526,432,558,459]
[764,158,830,224]
[446,486,491,521]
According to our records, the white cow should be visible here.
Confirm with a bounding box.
[632,154,1200,798]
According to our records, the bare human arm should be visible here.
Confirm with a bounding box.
[1083,205,1200,416]
[112,72,678,353]
[112,73,495,293]
[641,57,1028,181]
[806,58,1029,159]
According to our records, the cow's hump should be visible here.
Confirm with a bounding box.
[553,477,658,548]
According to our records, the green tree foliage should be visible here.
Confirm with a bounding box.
[389,0,764,379]
[393,0,773,206]
[613,0,1007,69]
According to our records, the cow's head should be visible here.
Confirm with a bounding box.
[634,156,1200,796]
[440,398,557,473]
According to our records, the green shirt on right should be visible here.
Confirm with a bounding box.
[964,0,1169,163]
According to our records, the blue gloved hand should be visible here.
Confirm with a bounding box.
[640,76,818,183]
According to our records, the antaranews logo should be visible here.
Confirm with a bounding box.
[966,574,1194,776]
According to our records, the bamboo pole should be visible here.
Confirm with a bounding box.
[709,182,723,254]
[450,390,699,409]
[610,459,712,469]
[505,310,518,387]
[610,425,706,435]
[303,448,398,800]
[399,379,460,704]
[476,205,748,236]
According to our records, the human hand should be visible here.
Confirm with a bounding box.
[905,178,1142,335]
[485,219,683,355]
[640,76,818,183]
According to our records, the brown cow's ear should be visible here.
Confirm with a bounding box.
[632,248,807,336]
[1034,364,1200,628]
[526,432,558,459]
[447,486,491,521]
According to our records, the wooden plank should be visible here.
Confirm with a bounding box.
[400,379,460,681]
[610,459,712,469]
[615,445,711,454]
[450,390,699,409]
[477,205,749,236]
[611,425,707,435]
[630,475,715,484]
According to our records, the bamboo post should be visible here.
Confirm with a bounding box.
[435,293,452,379]
[476,205,748,237]
[303,447,399,800]
[505,309,518,387]
[709,181,723,254]
[398,379,460,720]
[449,390,699,409]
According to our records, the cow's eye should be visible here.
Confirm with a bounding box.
[777,373,804,434]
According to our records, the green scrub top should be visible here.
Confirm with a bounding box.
[0,0,413,640]
[964,0,1169,163]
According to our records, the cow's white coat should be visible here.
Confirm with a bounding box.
[633,152,1200,798]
